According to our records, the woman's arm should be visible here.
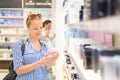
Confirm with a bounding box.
[16,56,49,75]
[45,58,56,71]
[12,41,50,75]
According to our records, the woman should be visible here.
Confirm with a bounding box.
[12,14,58,80]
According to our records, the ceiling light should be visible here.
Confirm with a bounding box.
[46,0,49,3]
[29,0,32,3]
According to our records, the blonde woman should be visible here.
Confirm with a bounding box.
[12,14,58,80]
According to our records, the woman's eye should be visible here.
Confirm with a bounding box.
[34,28,38,30]
[34,27,42,30]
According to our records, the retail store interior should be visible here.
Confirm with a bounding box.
[0,0,120,80]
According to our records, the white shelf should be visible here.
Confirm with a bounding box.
[68,49,101,80]
[0,49,12,53]
[0,34,24,37]
[0,25,23,28]
[0,42,14,45]
[0,58,12,61]
[61,53,71,80]
[0,69,9,72]
[0,16,23,19]
[66,15,120,32]
[0,8,23,10]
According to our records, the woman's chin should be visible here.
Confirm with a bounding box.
[33,36,39,39]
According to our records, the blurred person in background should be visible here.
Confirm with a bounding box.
[40,20,56,50]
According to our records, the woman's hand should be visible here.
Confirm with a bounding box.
[40,51,59,65]
[40,55,52,65]
[46,51,59,61]
[44,51,59,71]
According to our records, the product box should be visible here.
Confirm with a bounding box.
[76,30,88,38]
[104,33,113,46]
[91,0,116,19]
[0,10,2,16]
[80,44,92,69]
[100,56,120,80]
[88,31,104,45]
[88,31,113,46]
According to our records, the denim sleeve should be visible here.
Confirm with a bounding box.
[44,43,48,53]
[12,40,23,71]
[40,40,48,55]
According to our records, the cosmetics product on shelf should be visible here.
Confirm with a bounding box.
[3,53,10,58]
[64,28,88,38]
[2,10,5,16]
[0,19,4,25]
[92,46,120,73]
[71,67,76,79]
[100,56,120,80]
[84,8,91,21]
[0,45,12,49]
[99,48,120,57]
[80,44,99,72]
[104,33,113,46]
[4,37,9,42]
[79,6,84,22]
[76,30,88,38]
[80,44,120,73]
[91,0,98,19]
[84,0,91,21]
[91,0,116,19]
[66,55,71,64]
[115,0,120,14]
[88,31,113,46]
[70,66,80,80]
[0,10,2,16]
[84,45,101,72]
[64,13,68,24]
[80,44,92,69]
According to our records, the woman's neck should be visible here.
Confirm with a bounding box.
[28,35,38,43]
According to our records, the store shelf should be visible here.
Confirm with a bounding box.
[0,49,12,53]
[68,49,101,80]
[66,15,120,32]
[0,58,12,61]
[0,34,24,37]
[0,42,14,45]
[0,25,23,28]
[61,53,71,80]
[0,8,23,10]
[0,69,9,72]
[0,16,23,19]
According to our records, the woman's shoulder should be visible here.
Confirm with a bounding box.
[14,40,22,45]
[39,40,48,49]
[40,40,47,47]
[13,37,27,47]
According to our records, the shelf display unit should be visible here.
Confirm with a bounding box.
[0,9,24,60]
[55,0,120,80]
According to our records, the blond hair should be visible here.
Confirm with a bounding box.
[26,13,42,28]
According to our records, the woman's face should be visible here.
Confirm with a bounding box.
[28,19,42,39]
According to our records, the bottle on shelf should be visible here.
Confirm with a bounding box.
[70,66,80,80]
